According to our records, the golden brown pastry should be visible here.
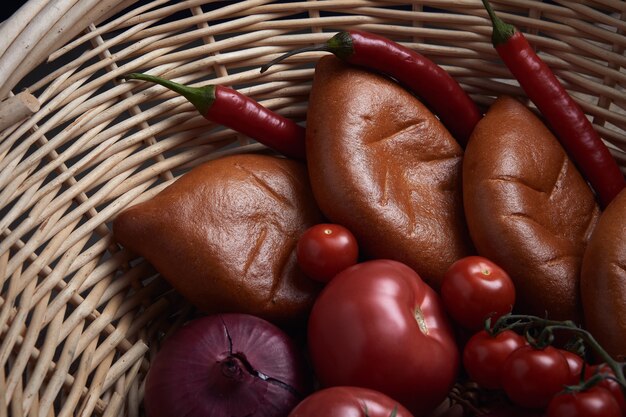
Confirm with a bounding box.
[305,56,473,289]
[463,95,600,323]
[112,153,324,325]
[581,188,626,359]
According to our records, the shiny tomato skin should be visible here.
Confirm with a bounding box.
[441,256,515,331]
[584,364,626,415]
[307,260,459,417]
[559,350,584,385]
[546,387,622,417]
[288,386,414,417]
[463,329,527,389]
[296,223,359,282]
[502,345,571,409]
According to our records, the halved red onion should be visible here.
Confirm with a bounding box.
[144,313,310,417]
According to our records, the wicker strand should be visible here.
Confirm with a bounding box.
[47,0,170,63]
[0,0,130,100]
[0,92,40,132]
[0,0,51,58]
[1,2,625,416]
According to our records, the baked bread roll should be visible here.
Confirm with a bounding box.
[463,95,600,322]
[305,56,473,289]
[581,188,626,359]
[113,153,324,324]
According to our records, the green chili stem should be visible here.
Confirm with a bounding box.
[259,31,354,73]
[481,0,517,46]
[125,73,216,115]
[260,44,329,73]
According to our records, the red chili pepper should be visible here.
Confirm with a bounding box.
[125,73,306,160]
[260,30,482,146]
[481,0,625,209]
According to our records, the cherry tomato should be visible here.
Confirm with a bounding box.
[288,386,414,417]
[546,387,622,417]
[501,345,571,409]
[559,349,584,385]
[307,260,459,416]
[441,256,515,331]
[463,329,527,389]
[296,223,359,282]
[584,364,626,415]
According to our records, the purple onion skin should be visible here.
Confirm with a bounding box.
[144,314,310,417]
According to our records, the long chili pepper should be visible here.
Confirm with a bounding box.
[125,73,306,160]
[481,0,625,209]
[260,30,482,146]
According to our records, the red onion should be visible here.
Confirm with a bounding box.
[144,313,310,417]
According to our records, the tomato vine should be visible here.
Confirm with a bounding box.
[488,314,626,396]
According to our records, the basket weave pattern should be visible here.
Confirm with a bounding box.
[0,0,625,416]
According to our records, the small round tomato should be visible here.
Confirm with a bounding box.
[288,386,414,417]
[501,345,571,409]
[546,387,622,417]
[463,329,527,389]
[559,350,584,385]
[584,364,626,415]
[441,256,515,331]
[296,223,359,282]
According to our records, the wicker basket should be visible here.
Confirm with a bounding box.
[0,0,624,416]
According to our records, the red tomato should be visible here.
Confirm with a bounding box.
[501,345,571,409]
[288,386,414,417]
[441,256,515,331]
[559,350,584,385]
[296,223,359,282]
[584,364,626,415]
[307,260,459,417]
[463,329,527,389]
[546,387,622,417]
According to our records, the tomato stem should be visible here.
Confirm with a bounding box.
[490,314,626,396]
[361,402,399,417]
[566,370,610,393]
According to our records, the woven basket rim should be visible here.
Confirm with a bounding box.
[1,1,625,416]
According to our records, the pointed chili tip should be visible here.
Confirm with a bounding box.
[125,73,153,83]
[259,31,355,73]
[120,73,142,83]
[481,0,517,46]
[260,43,330,74]
[122,72,216,116]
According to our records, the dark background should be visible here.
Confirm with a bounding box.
[2,1,24,23]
